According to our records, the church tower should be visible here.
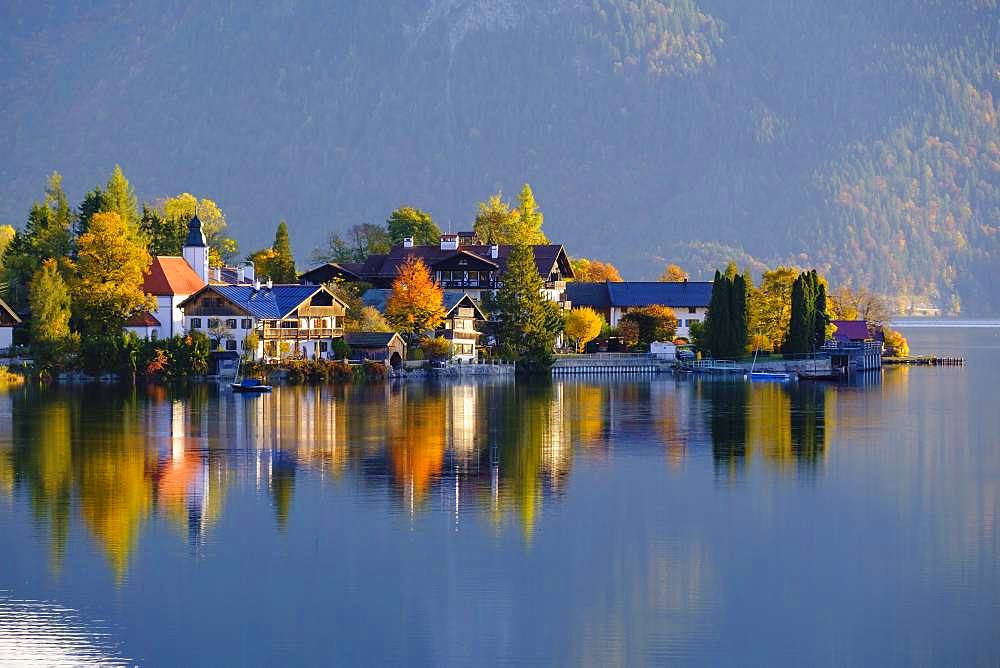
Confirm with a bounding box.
[183,215,210,284]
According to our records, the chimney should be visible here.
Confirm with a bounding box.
[490,244,499,259]
[237,265,245,283]
[254,278,261,291]
[440,234,459,251]
[266,278,273,289]
[213,267,222,282]
[403,236,414,248]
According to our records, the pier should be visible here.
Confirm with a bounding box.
[883,356,965,366]
[551,353,673,375]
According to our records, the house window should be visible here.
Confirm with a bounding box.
[688,307,697,314]
[241,318,253,329]
[226,318,237,329]
[226,340,237,351]
[191,318,202,329]
[319,342,329,353]
[280,320,298,329]
[208,318,220,329]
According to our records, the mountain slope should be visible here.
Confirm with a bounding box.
[1,0,997,312]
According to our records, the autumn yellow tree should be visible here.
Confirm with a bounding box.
[74,212,154,334]
[385,257,446,338]
[473,192,519,244]
[748,266,799,352]
[570,258,623,282]
[659,263,689,282]
[563,307,604,352]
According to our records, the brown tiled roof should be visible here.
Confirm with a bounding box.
[144,257,205,296]
[125,311,162,327]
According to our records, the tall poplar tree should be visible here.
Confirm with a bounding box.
[269,220,297,283]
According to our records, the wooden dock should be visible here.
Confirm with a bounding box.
[883,356,965,366]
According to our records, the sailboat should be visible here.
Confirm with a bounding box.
[230,357,272,393]
[746,339,795,382]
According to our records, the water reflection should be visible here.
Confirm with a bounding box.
[0,376,848,580]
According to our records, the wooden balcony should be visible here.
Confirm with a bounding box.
[262,327,343,340]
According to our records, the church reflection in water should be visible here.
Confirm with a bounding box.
[0,374,859,578]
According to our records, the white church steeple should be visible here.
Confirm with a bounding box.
[183,214,209,284]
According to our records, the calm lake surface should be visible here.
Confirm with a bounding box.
[1,326,998,665]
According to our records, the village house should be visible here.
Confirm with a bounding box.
[299,235,575,306]
[178,282,348,360]
[0,296,21,351]
[361,290,486,361]
[564,281,713,339]
[824,319,884,372]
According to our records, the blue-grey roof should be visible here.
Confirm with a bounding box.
[185,215,207,247]
[606,281,712,308]
[565,282,612,309]
[211,284,324,319]
[361,288,391,312]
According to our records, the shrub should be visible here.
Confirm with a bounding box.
[420,336,452,360]
[362,359,387,380]
[331,337,351,360]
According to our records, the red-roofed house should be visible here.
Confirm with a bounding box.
[126,256,206,340]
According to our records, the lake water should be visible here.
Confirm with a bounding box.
[0,326,998,665]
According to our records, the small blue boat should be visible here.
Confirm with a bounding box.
[231,377,272,393]
[748,371,795,381]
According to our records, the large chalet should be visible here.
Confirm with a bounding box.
[300,235,575,305]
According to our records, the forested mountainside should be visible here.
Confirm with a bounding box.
[1,0,998,312]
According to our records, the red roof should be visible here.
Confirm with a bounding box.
[144,257,205,296]
[125,311,161,327]
[831,320,870,341]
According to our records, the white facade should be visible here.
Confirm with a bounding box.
[183,314,344,360]
[609,305,707,339]
[0,326,12,351]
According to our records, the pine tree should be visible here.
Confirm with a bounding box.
[103,165,139,232]
[77,187,106,236]
[511,184,548,245]
[269,220,297,283]
[2,173,74,310]
[496,241,559,372]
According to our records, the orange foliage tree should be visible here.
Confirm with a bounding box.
[385,257,446,338]
[570,257,623,282]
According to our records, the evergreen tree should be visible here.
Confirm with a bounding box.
[496,241,560,372]
[268,220,297,283]
[784,271,819,354]
[103,165,139,232]
[813,278,830,348]
[704,270,727,356]
[703,265,750,358]
[77,187,106,236]
[511,184,548,245]
[730,272,749,355]
[2,173,74,310]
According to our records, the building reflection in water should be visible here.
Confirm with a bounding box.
[0,373,863,579]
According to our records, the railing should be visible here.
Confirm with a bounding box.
[556,352,656,360]
[262,327,342,340]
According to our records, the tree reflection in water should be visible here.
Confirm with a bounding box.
[0,375,854,580]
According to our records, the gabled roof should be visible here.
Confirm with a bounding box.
[0,296,22,325]
[345,332,406,348]
[831,320,871,341]
[125,311,162,327]
[443,292,487,320]
[606,281,712,308]
[179,284,346,320]
[144,256,205,296]
[298,261,364,284]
